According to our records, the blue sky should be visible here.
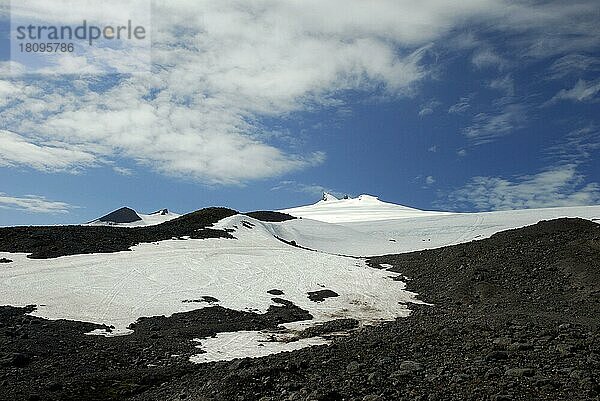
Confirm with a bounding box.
[0,1,599,226]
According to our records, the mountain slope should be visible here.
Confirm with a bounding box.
[2,218,595,400]
[274,199,600,256]
[0,207,236,259]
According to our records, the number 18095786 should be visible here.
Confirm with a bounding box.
[18,42,75,53]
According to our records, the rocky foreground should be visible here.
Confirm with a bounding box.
[1,217,599,400]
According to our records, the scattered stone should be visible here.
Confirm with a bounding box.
[556,343,574,356]
[362,395,383,401]
[300,318,359,338]
[490,395,512,401]
[10,353,31,368]
[346,361,361,374]
[392,360,424,377]
[485,367,504,379]
[505,368,535,377]
[507,342,533,351]
[399,360,424,372]
[486,350,509,361]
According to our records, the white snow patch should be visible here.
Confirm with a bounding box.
[190,330,329,363]
[85,328,134,337]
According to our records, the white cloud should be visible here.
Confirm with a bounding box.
[0,130,97,172]
[507,2,600,59]
[462,104,526,145]
[448,97,471,114]
[444,164,600,211]
[457,149,468,157]
[0,193,75,214]
[548,54,600,80]
[471,48,507,70]
[2,1,600,185]
[428,145,438,153]
[7,0,468,184]
[425,176,436,185]
[446,125,600,211]
[419,108,434,117]
[418,99,441,117]
[549,79,600,103]
[489,75,514,96]
[113,166,133,176]
[545,125,600,165]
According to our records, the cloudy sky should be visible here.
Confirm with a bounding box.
[0,0,599,225]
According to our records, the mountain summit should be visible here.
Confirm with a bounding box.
[280,194,448,223]
[321,192,339,201]
[97,207,142,224]
[87,207,180,227]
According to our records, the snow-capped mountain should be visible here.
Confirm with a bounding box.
[87,207,180,227]
[280,193,449,223]
[278,193,600,256]
[1,194,599,364]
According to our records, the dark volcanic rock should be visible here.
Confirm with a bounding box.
[0,258,12,263]
[151,209,169,216]
[0,207,238,259]
[98,207,143,223]
[199,296,219,304]
[307,289,339,302]
[267,289,284,295]
[244,211,296,222]
[0,300,312,401]
[241,220,255,229]
[299,319,359,338]
[182,296,219,304]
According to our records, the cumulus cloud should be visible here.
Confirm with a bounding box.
[0,130,96,172]
[6,0,465,184]
[0,193,75,214]
[1,1,600,185]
